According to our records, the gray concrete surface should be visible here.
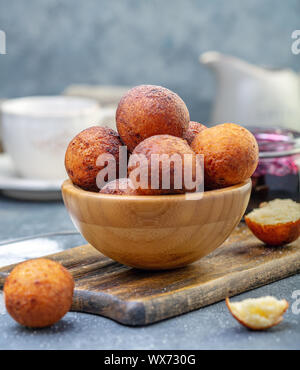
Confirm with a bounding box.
[0,194,299,350]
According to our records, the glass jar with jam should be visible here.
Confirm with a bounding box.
[248,127,300,211]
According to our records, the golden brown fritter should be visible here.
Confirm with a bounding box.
[116,85,189,152]
[99,178,137,195]
[245,199,300,246]
[65,126,123,191]
[191,123,259,188]
[128,135,201,195]
[183,121,207,145]
[4,258,74,328]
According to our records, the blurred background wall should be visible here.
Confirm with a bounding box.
[0,0,299,123]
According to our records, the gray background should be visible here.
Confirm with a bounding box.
[0,0,299,122]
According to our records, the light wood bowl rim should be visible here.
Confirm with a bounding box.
[62,178,252,203]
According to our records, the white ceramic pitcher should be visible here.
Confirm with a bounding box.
[200,51,300,130]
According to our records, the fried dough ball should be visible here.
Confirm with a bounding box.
[99,178,137,195]
[4,258,74,328]
[128,135,201,195]
[65,126,123,191]
[191,123,259,188]
[226,296,289,330]
[245,199,300,246]
[116,85,190,152]
[183,121,207,145]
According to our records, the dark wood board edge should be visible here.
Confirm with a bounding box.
[138,253,300,326]
[71,251,300,326]
[71,290,146,326]
[0,272,8,286]
[0,244,300,326]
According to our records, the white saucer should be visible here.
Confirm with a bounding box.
[0,154,63,201]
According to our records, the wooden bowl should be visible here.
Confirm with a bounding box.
[62,179,251,270]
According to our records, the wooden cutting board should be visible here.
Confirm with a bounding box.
[0,224,299,326]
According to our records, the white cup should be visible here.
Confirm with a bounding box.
[1,96,102,180]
